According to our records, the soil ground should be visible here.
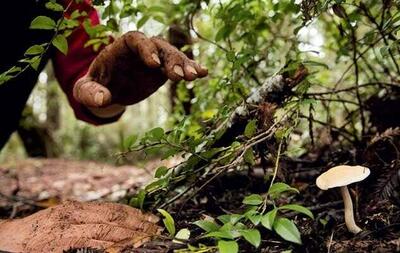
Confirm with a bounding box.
[0,158,399,252]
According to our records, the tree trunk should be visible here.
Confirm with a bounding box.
[17,106,58,158]
[168,23,195,115]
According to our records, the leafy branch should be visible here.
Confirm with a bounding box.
[0,0,84,85]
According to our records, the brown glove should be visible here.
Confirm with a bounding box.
[73,31,208,109]
[0,201,161,253]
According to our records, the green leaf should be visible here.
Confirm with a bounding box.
[302,60,329,69]
[148,5,165,13]
[107,18,119,31]
[128,189,145,209]
[233,222,247,231]
[155,166,168,178]
[244,148,256,165]
[137,190,146,209]
[227,51,236,62]
[261,209,277,230]
[217,214,243,225]
[161,147,180,160]
[30,16,56,30]
[273,218,302,244]
[248,214,262,226]
[61,19,80,29]
[239,229,261,248]
[144,178,167,193]
[275,127,293,140]
[380,46,390,57]
[319,218,328,227]
[173,228,190,244]
[149,127,165,141]
[217,214,231,224]
[242,194,263,206]
[218,240,239,253]
[244,120,257,138]
[215,25,233,41]
[45,1,64,11]
[194,220,220,232]
[29,56,41,71]
[204,230,234,240]
[268,182,299,198]
[137,15,150,28]
[52,35,68,55]
[279,204,314,219]
[123,134,137,150]
[153,15,165,24]
[6,66,22,74]
[25,45,45,56]
[71,9,83,19]
[136,189,145,209]
[158,209,176,237]
[1,67,21,85]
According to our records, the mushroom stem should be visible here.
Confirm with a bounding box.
[340,186,362,234]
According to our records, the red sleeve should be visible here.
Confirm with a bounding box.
[52,0,121,125]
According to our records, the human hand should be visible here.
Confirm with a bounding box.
[73,31,208,109]
[0,201,160,253]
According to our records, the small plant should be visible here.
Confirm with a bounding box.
[156,183,313,253]
[157,209,193,249]
[194,182,313,252]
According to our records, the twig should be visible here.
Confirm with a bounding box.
[307,200,343,211]
[305,82,399,96]
[348,17,366,136]
[268,139,284,191]
[327,231,334,253]
[0,192,43,208]
[359,4,400,75]
[299,114,354,142]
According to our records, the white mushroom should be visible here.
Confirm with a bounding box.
[316,165,370,234]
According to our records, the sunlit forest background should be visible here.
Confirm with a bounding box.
[1,62,170,163]
[2,0,398,168]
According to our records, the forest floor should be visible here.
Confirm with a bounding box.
[0,158,399,253]
[0,158,154,218]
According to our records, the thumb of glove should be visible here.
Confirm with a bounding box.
[73,76,112,107]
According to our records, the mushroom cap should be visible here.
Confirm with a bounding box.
[316,165,370,190]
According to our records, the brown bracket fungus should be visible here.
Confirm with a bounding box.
[316,165,370,234]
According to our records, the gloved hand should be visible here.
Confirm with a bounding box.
[0,201,161,253]
[73,31,208,116]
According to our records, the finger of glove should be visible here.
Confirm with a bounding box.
[51,201,160,234]
[165,56,185,82]
[152,37,207,81]
[124,31,161,68]
[182,60,198,81]
[73,79,112,107]
[150,37,185,81]
[190,60,208,78]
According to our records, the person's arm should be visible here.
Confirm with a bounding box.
[53,2,207,126]
[53,0,125,125]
